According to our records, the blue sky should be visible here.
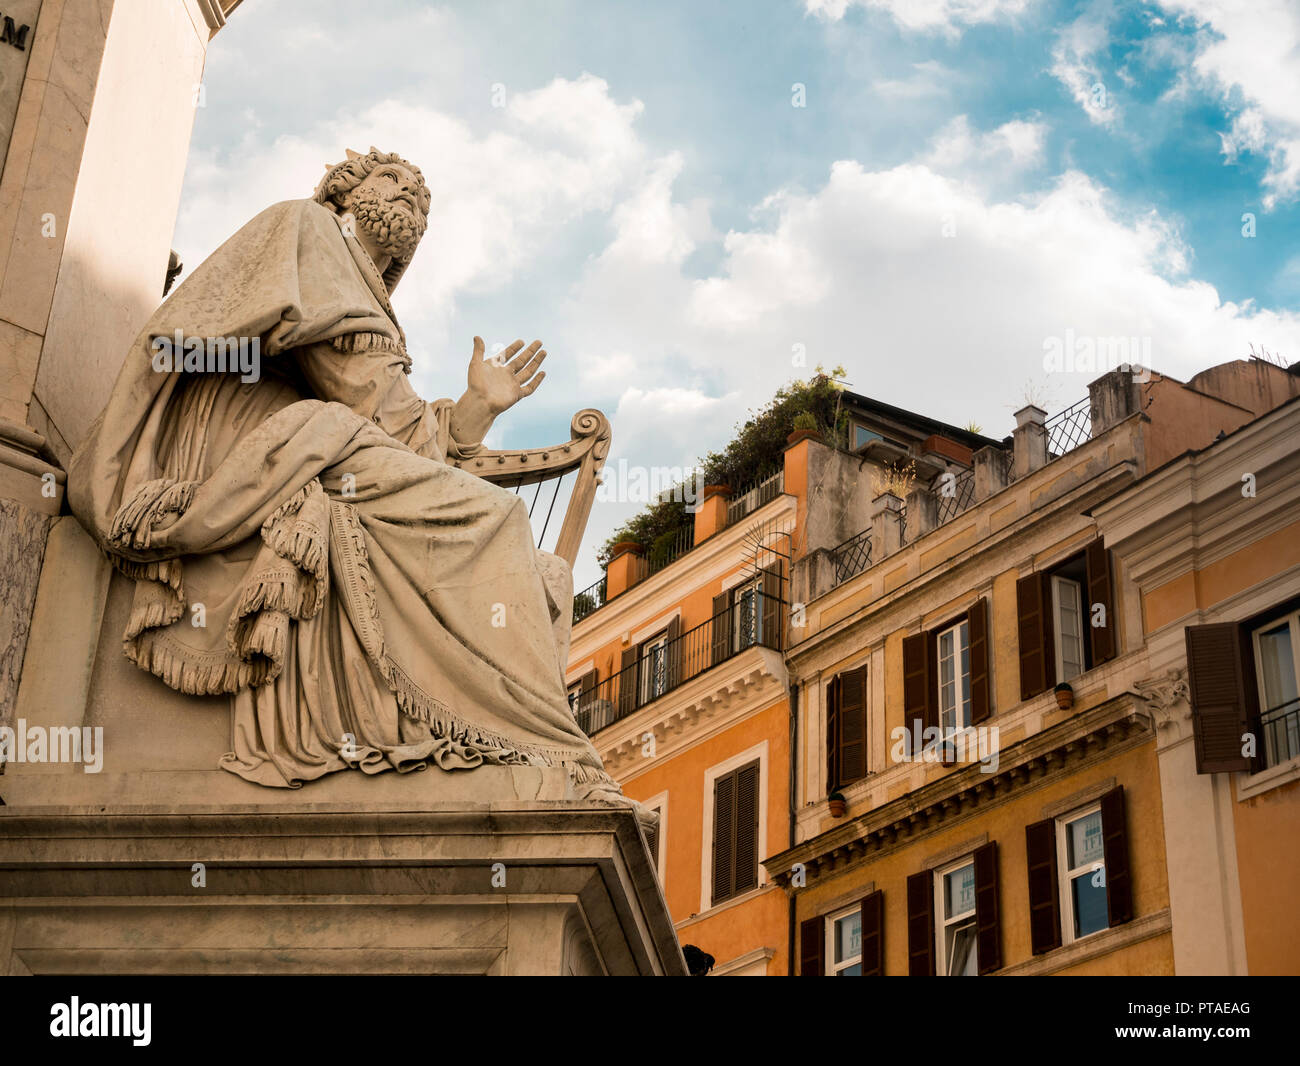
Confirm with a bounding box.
[177,0,1300,587]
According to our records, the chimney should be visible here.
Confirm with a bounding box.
[693,485,731,544]
[1012,405,1048,479]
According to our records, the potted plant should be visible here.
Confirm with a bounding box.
[1054,682,1074,710]
[787,411,823,446]
[828,791,847,818]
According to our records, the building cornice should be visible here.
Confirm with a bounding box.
[1092,399,1300,592]
[763,694,1153,888]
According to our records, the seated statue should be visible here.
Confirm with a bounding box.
[68,147,641,817]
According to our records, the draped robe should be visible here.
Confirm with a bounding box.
[68,198,616,792]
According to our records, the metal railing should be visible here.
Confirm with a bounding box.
[643,524,695,578]
[726,468,784,527]
[1045,396,1092,458]
[935,466,976,525]
[574,594,786,736]
[572,575,607,624]
[1261,697,1300,769]
[830,527,872,585]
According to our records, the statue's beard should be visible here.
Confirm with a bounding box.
[348,187,426,265]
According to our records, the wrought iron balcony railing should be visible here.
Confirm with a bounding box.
[573,594,786,736]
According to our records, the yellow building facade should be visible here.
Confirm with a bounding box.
[760,360,1300,975]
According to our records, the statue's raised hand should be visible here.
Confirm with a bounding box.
[468,336,546,416]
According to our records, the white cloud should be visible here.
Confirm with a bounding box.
[806,0,1032,35]
[1157,0,1300,207]
[921,115,1048,184]
[872,60,955,100]
[175,75,652,345]
[1050,0,1118,126]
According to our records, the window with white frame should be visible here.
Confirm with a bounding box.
[639,631,670,705]
[935,857,978,976]
[1056,804,1108,941]
[1252,611,1300,768]
[937,620,971,736]
[1052,574,1086,683]
[642,795,666,884]
[566,681,582,717]
[826,904,863,976]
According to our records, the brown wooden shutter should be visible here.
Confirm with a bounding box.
[733,760,760,895]
[973,841,1002,974]
[1025,817,1062,955]
[1185,623,1259,773]
[903,632,932,754]
[825,675,841,792]
[1100,785,1133,926]
[665,615,682,689]
[710,591,731,666]
[906,869,935,976]
[860,890,884,976]
[711,769,735,905]
[968,597,992,724]
[1017,571,1056,699]
[838,664,868,786]
[761,567,782,649]
[617,646,638,717]
[799,916,824,976]
[1085,538,1117,665]
[579,669,597,705]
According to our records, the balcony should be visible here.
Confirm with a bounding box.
[574,593,787,736]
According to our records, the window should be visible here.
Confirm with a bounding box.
[566,682,582,717]
[1057,805,1108,941]
[733,579,763,652]
[1017,538,1116,701]
[937,620,971,736]
[825,664,868,791]
[902,600,991,753]
[639,631,670,705]
[1186,605,1300,775]
[852,424,910,453]
[826,904,862,976]
[641,792,667,886]
[1252,611,1300,768]
[709,758,760,907]
[1025,787,1132,956]
[935,858,978,976]
[1052,574,1085,683]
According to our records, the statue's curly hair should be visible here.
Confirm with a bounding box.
[312,148,432,219]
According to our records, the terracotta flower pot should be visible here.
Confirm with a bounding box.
[609,541,643,558]
[1055,686,1074,710]
[828,796,847,818]
[787,428,823,446]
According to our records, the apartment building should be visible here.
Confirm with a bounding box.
[763,359,1300,975]
[564,392,993,974]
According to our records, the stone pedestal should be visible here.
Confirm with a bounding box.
[0,791,685,976]
[1,539,685,976]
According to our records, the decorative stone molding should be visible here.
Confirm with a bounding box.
[765,695,1153,890]
[1135,667,1191,736]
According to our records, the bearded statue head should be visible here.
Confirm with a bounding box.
[313,147,432,291]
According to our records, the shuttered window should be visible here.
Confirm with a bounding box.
[616,646,638,717]
[860,890,885,976]
[1025,817,1062,955]
[799,916,823,976]
[710,759,760,906]
[826,664,868,790]
[902,597,992,757]
[710,591,731,666]
[1185,623,1259,773]
[1028,786,1134,956]
[905,869,935,976]
[1018,538,1118,701]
